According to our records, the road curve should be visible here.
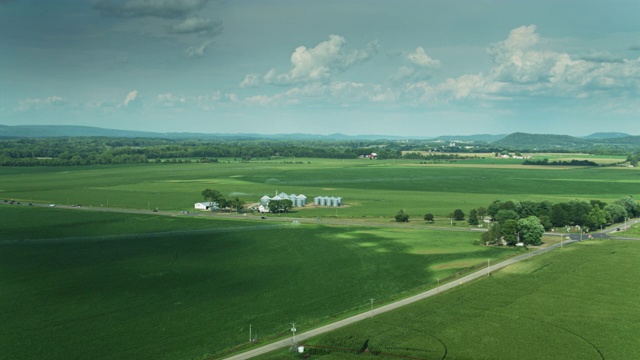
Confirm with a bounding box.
[223,239,578,360]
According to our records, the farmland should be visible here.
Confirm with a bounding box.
[0,158,638,219]
[0,205,522,359]
[258,240,640,360]
[0,158,639,359]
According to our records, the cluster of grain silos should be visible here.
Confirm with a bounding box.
[313,196,342,207]
[259,192,307,207]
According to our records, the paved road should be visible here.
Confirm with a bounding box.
[223,238,578,360]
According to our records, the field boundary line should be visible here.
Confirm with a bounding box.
[0,224,285,245]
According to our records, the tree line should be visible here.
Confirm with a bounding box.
[473,197,637,245]
[397,196,638,246]
[1,136,637,167]
[0,137,405,166]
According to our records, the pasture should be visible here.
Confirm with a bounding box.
[0,206,520,359]
[0,158,638,220]
[259,240,640,360]
[1,159,638,359]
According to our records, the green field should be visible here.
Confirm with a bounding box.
[1,159,639,219]
[1,160,639,359]
[0,206,520,359]
[259,240,640,360]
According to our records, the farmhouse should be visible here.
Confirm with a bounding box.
[194,201,219,211]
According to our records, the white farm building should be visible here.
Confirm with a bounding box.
[194,202,219,211]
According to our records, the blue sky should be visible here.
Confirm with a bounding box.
[2,0,640,136]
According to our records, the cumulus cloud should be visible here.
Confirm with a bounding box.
[241,35,378,86]
[93,0,209,19]
[170,17,222,36]
[407,47,440,68]
[416,24,640,103]
[16,96,64,111]
[123,90,138,106]
[391,47,441,82]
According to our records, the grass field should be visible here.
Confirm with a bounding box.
[1,160,638,359]
[258,240,640,360]
[0,206,520,359]
[1,159,638,220]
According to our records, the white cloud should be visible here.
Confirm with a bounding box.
[245,35,378,86]
[170,17,222,35]
[185,40,212,57]
[157,93,186,106]
[94,0,209,19]
[416,24,640,103]
[407,47,440,68]
[16,96,64,111]
[123,90,138,106]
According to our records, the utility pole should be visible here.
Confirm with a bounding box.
[369,298,374,318]
[290,323,297,346]
[249,324,252,342]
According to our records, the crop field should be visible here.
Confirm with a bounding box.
[0,206,520,359]
[259,240,640,360]
[1,160,638,359]
[0,159,638,219]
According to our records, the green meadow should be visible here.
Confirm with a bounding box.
[1,160,639,359]
[1,159,638,219]
[259,240,640,360]
[0,206,519,359]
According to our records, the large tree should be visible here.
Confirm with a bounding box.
[494,209,518,224]
[468,209,479,226]
[453,209,465,221]
[614,196,638,218]
[604,203,627,223]
[268,199,293,213]
[517,216,544,245]
[229,197,245,213]
[395,209,410,222]
[502,219,519,245]
[424,213,434,222]
[201,188,226,209]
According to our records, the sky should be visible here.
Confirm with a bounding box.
[2,0,640,137]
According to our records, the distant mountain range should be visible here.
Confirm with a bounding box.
[0,124,637,148]
[492,132,640,150]
[0,124,423,141]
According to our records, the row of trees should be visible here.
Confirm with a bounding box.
[0,137,406,166]
[473,197,638,245]
[397,196,638,246]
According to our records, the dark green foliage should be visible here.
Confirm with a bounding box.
[424,213,434,222]
[517,216,544,245]
[494,209,518,224]
[453,208,465,221]
[395,209,409,222]
[468,209,479,225]
[268,198,293,213]
[523,159,599,166]
[502,219,519,245]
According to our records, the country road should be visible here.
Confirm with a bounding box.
[222,238,578,360]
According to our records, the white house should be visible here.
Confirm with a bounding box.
[194,202,219,210]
